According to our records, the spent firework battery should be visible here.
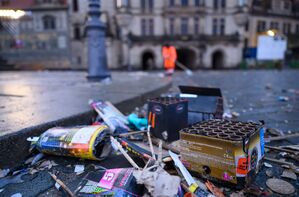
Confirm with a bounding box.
[33,125,111,160]
[180,120,265,186]
[148,97,188,142]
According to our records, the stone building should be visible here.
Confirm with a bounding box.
[0,0,70,69]
[69,0,248,70]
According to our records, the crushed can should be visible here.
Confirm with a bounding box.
[34,125,111,160]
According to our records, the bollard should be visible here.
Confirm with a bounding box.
[86,0,111,81]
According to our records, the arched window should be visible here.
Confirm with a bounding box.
[116,0,130,8]
[181,0,189,6]
[43,15,56,30]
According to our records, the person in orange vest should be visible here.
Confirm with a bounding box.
[162,43,177,75]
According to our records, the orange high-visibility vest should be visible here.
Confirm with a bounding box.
[162,46,177,69]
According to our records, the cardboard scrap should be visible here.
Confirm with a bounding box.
[133,166,180,197]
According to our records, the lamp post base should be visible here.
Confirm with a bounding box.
[87,74,111,82]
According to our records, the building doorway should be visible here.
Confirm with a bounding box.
[142,51,155,70]
[177,48,196,69]
[212,50,224,69]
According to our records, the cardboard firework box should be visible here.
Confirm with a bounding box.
[180,120,265,187]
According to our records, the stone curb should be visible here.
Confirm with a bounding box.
[0,82,171,168]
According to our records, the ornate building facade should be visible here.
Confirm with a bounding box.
[0,0,70,69]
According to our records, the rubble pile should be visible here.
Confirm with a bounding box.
[0,86,298,197]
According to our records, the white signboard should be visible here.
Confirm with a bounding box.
[257,35,287,60]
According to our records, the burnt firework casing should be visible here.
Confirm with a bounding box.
[180,120,265,187]
[148,97,188,142]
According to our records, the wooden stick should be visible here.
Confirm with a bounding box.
[265,133,299,142]
[110,136,141,169]
[264,145,299,155]
[49,172,75,197]
[264,157,299,174]
[118,130,147,137]
[147,126,156,160]
[151,137,180,154]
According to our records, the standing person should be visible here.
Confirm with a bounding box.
[162,43,177,76]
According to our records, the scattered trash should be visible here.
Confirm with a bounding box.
[266,178,295,195]
[89,100,129,132]
[127,113,148,130]
[277,96,289,102]
[265,133,299,142]
[281,170,297,181]
[178,86,224,124]
[244,185,271,196]
[169,151,212,197]
[148,97,188,142]
[232,111,240,117]
[205,180,225,197]
[0,172,25,188]
[264,162,273,168]
[49,172,75,197]
[0,169,10,178]
[54,182,61,190]
[265,169,274,177]
[32,125,111,160]
[76,168,144,196]
[30,153,45,165]
[11,193,22,197]
[74,165,85,175]
[134,165,181,197]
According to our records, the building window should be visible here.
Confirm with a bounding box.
[141,0,154,12]
[73,0,79,12]
[194,17,199,34]
[212,18,218,35]
[141,19,146,35]
[141,0,146,10]
[283,23,291,34]
[195,0,200,6]
[270,22,279,30]
[181,17,189,35]
[220,18,225,35]
[169,0,175,7]
[181,0,189,6]
[149,0,154,11]
[43,15,56,30]
[213,0,218,9]
[149,18,154,35]
[141,18,154,35]
[169,18,175,35]
[296,24,299,34]
[283,1,290,9]
[238,0,245,6]
[221,0,225,8]
[257,20,266,33]
[116,0,130,8]
[1,0,10,6]
[74,26,80,40]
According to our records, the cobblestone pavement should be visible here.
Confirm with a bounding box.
[172,69,299,133]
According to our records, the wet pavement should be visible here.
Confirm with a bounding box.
[172,69,299,133]
[0,70,299,197]
[0,71,171,137]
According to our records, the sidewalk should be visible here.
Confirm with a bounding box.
[0,71,171,167]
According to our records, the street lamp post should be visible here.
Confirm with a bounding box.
[86,0,111,81]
